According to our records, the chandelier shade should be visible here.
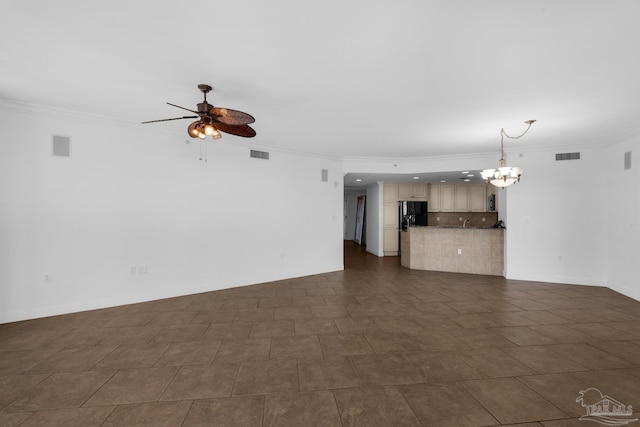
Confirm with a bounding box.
[482,120,535,188]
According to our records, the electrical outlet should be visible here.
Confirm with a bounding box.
[436,217,440,221]
[482,217,486,222]
[45,274,52,282]
[459,217,463,221]
[457,249,462,255]
[130,266,137,275]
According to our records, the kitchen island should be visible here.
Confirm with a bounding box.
[401,226,504,276]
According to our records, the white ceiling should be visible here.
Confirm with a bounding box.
[2,1,640,161]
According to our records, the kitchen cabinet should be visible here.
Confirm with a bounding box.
[428,185,440,212]
[454,185,469,211]
[440,184,454,211]
[383,183,398,202]
[429,183,487,212]
[469,184,487,212]
[398,183,427,200]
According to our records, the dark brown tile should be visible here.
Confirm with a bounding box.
[148,310,198,325]
[0,348,60,375]
[298,356,362,391]
[334,317,381,334]
[274,306,313,320]
[334,386,422,426]
[183,396,264,426]
[447,312,503,328]
[103,312,156,328]
[150,324,208,343]
[351,354,426,386]
[270,335,323,359]
[84,367,178,406]
[294,318,338,335]
[190,309,237,324]
[310,306,349,318]
[221,298,260,310]
[233,308,275,322]
[154,340,222,366]
[502,346,589,374]
[363,332,425,353]
[547,343,632,370]
[518,373,593,417]
[406,351,481,381]
[233,359,298,395]
[249,319,295,338]
[399,382,498,426]
[258,297,293,308]
[101,401,191,427]
[451,328,517,348]
[318,334,374,356]
[490,326,557,346]
[588,340,640,364]
[292,296,327,307]
[93,343,169,370]
[98,325,162,345]
[0,373,50,408]
[263,391,342,427]
[460,377,567,424]
[461,348,535,378]
[160,363,238,400]
[215,338,271,362]
[6,370,115,412]
[0,412,33,427]
[28,345,117,373]
[204,321,252,340]
[528,324,598,343]
[19,406,115,427]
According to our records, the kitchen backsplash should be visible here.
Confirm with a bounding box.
[427,212,499,228]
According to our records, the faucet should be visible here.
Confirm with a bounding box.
[463,219,470,228]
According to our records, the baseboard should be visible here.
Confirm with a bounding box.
[607,281,640,302]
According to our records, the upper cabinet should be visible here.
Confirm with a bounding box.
[440,184,455,211]
[398,183,427,201]
[454,185,469,211]
[429,183,488,212]
[468,184,487,212]
[383,183,399,202]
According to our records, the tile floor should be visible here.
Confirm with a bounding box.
[1,241,640,426]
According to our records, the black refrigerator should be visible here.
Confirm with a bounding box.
[398,201,428,254]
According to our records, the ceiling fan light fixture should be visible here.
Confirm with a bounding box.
[211,128,222,140]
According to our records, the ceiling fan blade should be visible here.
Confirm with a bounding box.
[210,107,255,125]
[167,102,199,115]
[141,116,198,124]
[214,122,256,138]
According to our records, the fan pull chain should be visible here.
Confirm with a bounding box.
[199,140,203,161]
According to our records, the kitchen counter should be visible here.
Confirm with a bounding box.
[401,226,504,276]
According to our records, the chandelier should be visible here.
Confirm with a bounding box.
[481,119,536,188]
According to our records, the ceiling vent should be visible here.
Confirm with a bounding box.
[52,135,71,157]
[555,152,580,161]
[250,149,269,160]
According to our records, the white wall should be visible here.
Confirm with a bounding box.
[0,101,344,323]
[504,146,607,286]
[605,136,640,300]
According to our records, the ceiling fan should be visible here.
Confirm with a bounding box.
[142,84,256,140]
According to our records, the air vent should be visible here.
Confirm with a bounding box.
[555,152,580,161]
[624,151,632,170]
[321,169,328,182]
[52,135,71,157]
[250,149,269,160]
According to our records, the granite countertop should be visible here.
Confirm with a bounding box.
[406,225,500,230]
